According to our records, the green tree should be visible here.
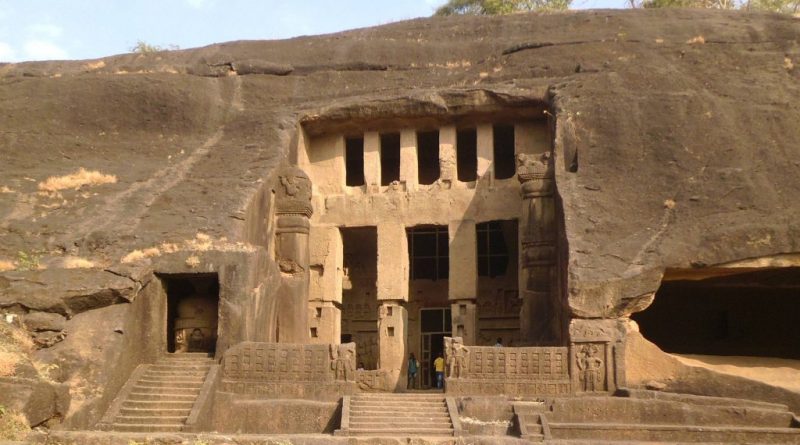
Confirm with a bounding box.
[434,0,571,15]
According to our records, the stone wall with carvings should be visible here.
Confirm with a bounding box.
[444,337,571,396]
[220,341,358,400]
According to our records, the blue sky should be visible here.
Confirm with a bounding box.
[0,0,626,63]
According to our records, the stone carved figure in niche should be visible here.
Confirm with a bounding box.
[330,343,356,382]
[577,344,604,392]
[445,337,469,379]
[175,329,188,353]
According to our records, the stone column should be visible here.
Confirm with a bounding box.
[439,125,457,186]
[273,166,313,343]
[364,131,381,191]
[308,225,343,344]
[517,152,558,345]
[378,302,408,391]
[377,222,409,390]
[400,129,418,192]
[476,124,493,180]
[448,219,477,345]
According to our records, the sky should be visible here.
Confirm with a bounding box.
[0,0,626,63]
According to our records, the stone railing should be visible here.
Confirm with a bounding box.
[444,337,571,396]
[219,341,358,400]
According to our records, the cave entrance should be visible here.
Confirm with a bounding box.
[632,267,800,360]
[163,273,219,354]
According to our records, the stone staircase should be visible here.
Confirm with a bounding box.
[100,353,215,432]
[338,393,457,437]
[514,401,549,442]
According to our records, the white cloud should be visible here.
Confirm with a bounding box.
[23,40,68,61]
[0,42,16,62]
[28,23,63,39]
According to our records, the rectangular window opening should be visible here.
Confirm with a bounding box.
[380,132,401,186]
[493,124,516,180]
[310,327,318,338]
[477,220,514,278]
[417,130,440,185]
[345,136,365,186]
[407,225,449,281]
[457,128,478,182]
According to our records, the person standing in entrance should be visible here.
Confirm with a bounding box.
[407,353,419,390]
[434,353,445,389]
[495,337,503,347]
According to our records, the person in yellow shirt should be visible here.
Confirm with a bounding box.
[433,353,445,389]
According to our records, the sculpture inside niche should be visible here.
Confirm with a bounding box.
[174,280,219,353]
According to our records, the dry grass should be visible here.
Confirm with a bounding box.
[62,257,95,269]
[686,35,706,44]
[0,407,29,441]
[121,233,254,264]
[38,168,117,192]
[0,322,34,377]
[0,260,15,272]
[185,256,200,268]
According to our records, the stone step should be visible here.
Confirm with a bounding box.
[150,365,212,372]
[351,400,445,407]
[109,423,184,433]
[119,407,192,417]
[131,385,201,395]
[548,422,800,443]
[128,392,199,401]
[350,420,452,428]
[122,400,195,409]
[350,408,448,417]
[136,379,204,388]
[143,370,209,377]
[352,412,451,420]
[356,394,447,399]
[347,427,453,436]
[114,415,187,425]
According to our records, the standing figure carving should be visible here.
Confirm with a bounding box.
[577,344,604,392]
[330,342,356,382]
[445,337,469,379]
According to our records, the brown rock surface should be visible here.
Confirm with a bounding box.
[0,7,798,430]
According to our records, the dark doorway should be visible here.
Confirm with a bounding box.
[380,132,401,186]
[340,227,379,370]
[420,307,452,388]
[345,136,365,187]
[457,128,477,182]
[493,124,516,180]
[633,267,800,359]
[417,130,440,185]
[163,273,219,354]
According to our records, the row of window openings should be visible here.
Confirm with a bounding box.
[345,125,517,187]
[407,221,512,281]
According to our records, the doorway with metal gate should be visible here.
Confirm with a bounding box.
[420,307,452,388]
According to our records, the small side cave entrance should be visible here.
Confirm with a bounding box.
[163,273,220,354]
[632,267,800,359]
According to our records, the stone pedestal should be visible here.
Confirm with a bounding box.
[308,225,343,344]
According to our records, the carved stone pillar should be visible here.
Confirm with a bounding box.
[378,301,408,391]
[517,152,558,344]
[273,166,313,343]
